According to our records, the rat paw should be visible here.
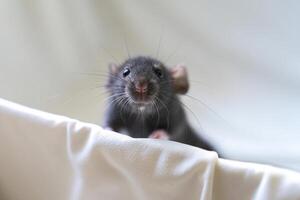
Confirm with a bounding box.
[149,130,170,140]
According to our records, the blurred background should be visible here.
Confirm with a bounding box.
[0,0,299,171]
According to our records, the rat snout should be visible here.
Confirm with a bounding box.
[135,81,148,94]
[128,77,157,104]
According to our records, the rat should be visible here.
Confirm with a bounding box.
[103,56,215,151]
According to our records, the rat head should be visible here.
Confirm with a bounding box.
[106,56,189,110]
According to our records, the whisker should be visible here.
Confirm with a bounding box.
[55,85,109,106]
[156,25,165,59]
[159,92,203,130]
[99,44,120,65]
[155,96,170,130]
[183,94,231,126]
[75,71,124,82]
[103,92,127,102]
[164,42,181,63]
[123,33,131,59]
[152,98,160,129]
[119,96,129,123]
[102,95,123,113]
[179,100,204,131]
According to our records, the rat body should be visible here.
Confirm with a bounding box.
[104,56,214,151]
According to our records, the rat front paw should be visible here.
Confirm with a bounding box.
[149,130,170,140]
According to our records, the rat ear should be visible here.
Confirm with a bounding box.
[169,64,189,94]
[108,63,120,75]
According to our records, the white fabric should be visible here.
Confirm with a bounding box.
[0,98,299,200]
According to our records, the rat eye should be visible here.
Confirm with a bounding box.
[153,67,163,78]
[123,68,130,77]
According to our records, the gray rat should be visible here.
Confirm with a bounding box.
[103,56,215,151]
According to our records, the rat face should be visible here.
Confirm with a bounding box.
[107,56,174,111]
[122,60,165,104]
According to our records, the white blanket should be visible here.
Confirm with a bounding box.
[0,98,299,200]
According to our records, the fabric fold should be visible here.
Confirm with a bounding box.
[0,98,299,200]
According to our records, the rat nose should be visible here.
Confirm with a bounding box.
[135,80,148,94]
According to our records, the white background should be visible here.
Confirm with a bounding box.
[0,0,299,171]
